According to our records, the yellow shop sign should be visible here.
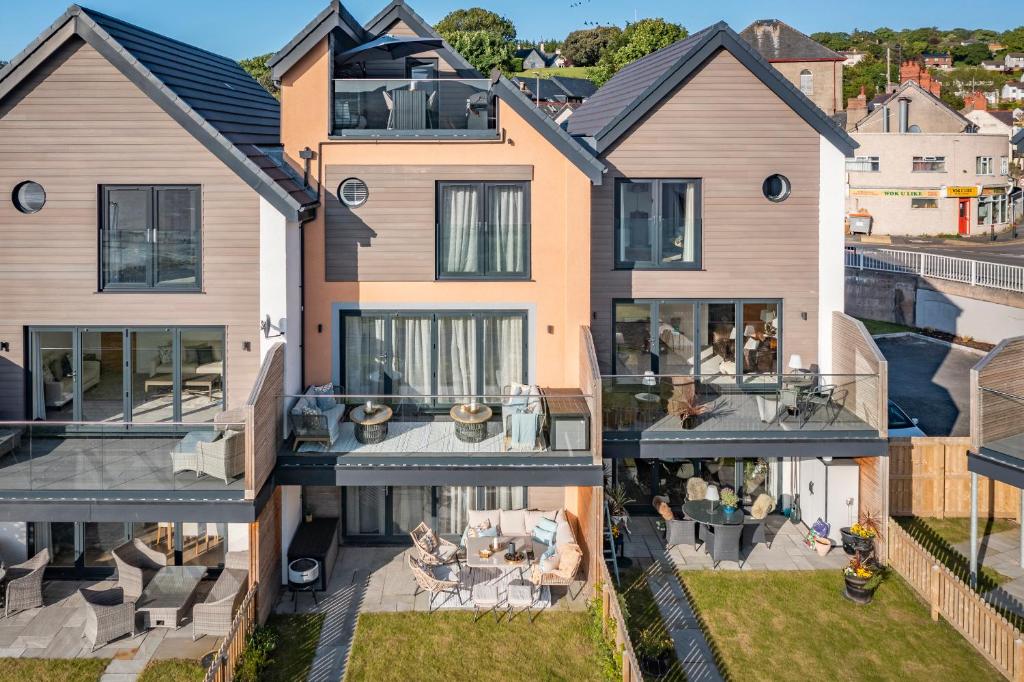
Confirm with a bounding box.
[849,188,941,198]
[944,185,980,198]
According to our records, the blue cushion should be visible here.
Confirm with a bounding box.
[532,517,557,545]
[541,544,557,560]
[310,384,335,410]
[477,526,498,538]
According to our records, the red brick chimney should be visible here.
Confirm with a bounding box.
[846,85,868,125]
[963,92,987,111]
[900,60,941,96]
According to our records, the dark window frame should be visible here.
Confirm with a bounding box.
[610,297,784,385]
[339,309,529,404]
[613,177,703,271]
[436,181,532,280]
[99,184,202,292]
[406,57,439,79]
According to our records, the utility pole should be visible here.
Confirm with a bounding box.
[886,46,891,92]
[532,71,540,107]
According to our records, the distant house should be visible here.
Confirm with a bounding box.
[981,59,1006,72]
[921,52,952,70]
[1003,77,1024,101]
[1006,53,1024,70]
[515,44,568,69]
[840,50,866,66]
[550,76,597,101]
[989,42,1006,52]
[513,75,597,105]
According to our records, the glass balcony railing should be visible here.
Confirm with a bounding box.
[332,79,496,134]
[602,373,883,436]
[280,390,592,456]
[0,421,247,492]
[976,387,1024,458]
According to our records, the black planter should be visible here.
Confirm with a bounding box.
[843,574,876,604]
[839,527,875,556]
[639,652,673,677]
[681,415,698,430]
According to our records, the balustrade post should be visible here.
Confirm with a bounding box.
[929,563,940,621]
[971,260,978,286]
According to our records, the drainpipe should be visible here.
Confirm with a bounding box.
[898,97,910,133]
[882,105,890,133]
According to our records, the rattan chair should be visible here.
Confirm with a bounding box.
[408,554,462,613]
[196,429,245,484]
[112,539,167,601]
[2,548,48,617]
[530,542,583,599]
[192,568,248,640]
[80,586,135,651]
[410,522,460,568]
[704,523,744,568]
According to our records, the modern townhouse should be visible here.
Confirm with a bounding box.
[846,79,1013,236]
[567,24,889,544]
[0,5,311,621]
[268,0,607,593]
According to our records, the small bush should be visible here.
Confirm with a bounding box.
[234,625,279,682]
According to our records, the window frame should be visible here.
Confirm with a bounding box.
[1000,156,1009,176]
[977,156,994,175]
[911,156,946,173]
[799,69,813,96]
[610,298,783,384]
[99,184,202,292]
[846,156,880,172]
[613,177,703,271]
[435,181,532,281]
[910,198,939,209]
[339,309,528,404]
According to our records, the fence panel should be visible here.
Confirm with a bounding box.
[204,583,258,682]
[846,246,1024,293]
[598,562,644,682]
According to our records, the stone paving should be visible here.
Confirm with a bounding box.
[955,528,1024,618]
[0,578,221,682]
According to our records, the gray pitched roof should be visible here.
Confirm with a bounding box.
[739,20,844,61]
[268,1,368,81]
[860,79,973,131]
[551,76,597,99]
[513,76,566,101]
[567,22,856,156]
[0,5,317,219]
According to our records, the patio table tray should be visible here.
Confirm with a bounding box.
[136,566,207,629]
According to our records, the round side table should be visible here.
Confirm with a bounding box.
[450,403,493,443]
[350,404,393,444]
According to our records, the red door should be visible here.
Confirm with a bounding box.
[958,198,970,235]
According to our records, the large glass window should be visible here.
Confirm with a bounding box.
[83,522,130,567]
[180,329,225,422]
[80,329,124,421]
[845,156,879,172]
[100,185,200,291]
[615,179,700,269]
[437,182,529,278]
[976,156,994,175]
[342,311,527,402]
[978,193,1008,227]
[612,300,781,380]
[911,156,945,172]
[32,329,75,420]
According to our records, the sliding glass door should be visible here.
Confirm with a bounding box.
[341,311,527,403]
[30,326,225,423]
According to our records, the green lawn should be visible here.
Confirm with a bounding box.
[681,570,1004,681]
[618,568,684,680]
[138,659,205,682]
[856,317,914,336]
[911,516,1018,545]
[513,66,595,80]
[347,611,612,680]
[894,516,1014,589]
[0,659,109,682]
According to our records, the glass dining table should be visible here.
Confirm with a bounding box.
[683,499,745,526]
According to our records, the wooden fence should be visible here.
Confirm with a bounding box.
[889,437,1021,519]
[888,520,1023,680]
[204,582,258,682]
[598,561,644,682]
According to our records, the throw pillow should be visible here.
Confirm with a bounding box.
[541,544,557,560]
[300,404,322,430]
[42,364,55,383]
[465,518,491,539]
[532,517,558,545]
[420,532,436,553]
[157,345,172,366]
[310,383,335,410]
[557,543,582,575]
[477,526,498,538]
[540,553,560,572]
[195,346,215,365]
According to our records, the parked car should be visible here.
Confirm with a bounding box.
[888,400,925,437]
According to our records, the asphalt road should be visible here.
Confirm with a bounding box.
[848,237,1024,267]
[876,335,980,437]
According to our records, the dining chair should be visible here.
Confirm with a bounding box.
[705,523,744,568]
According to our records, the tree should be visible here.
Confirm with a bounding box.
[561,26,622,67]
[591,18,687,85]
[951,43,991,66]
[1001,27,1024,52]
[843,57,893,101]
[435,8,516,43]
[445,30,520,75]
[239,53,277,98]
[810,32,851,52]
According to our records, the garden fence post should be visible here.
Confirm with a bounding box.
[1014,638,1024,682]
[929,563,940,621]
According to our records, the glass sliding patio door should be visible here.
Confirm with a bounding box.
[344,315,387,396]
[32,329,75,420]
[79,329,125,422]
[437,315,477,401]
[391,315,432,402]
[391,487,432,537]
[345,487,387,536]
[130,329,175,423]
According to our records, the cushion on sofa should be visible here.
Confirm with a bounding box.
[477,526,498,538]
[466,518,491,539]
[557,543,582,576]
[500,509,527,537]
[310,384,335,410]
[468,509,502,532]
[541,551,560,572]
[532,517,558,545]
[555,520,574,547]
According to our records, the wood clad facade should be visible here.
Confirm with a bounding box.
[0,39,263,419]
[590,49,822,372]
[971,336,1024,450]
[246,343,285,499]
[324,165,533,281]
[251,485,283,624]
[831,312,888,435]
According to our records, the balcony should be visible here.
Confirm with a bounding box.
[332,79,497,138]
[602,372,888,458]
[275,390,601,486]
[969,337,1024,484]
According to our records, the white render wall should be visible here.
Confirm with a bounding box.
[818,135,846,374]
[259,198,304,410]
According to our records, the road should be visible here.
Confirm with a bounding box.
[847,236,1024,267]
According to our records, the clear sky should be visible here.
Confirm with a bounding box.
[1,0,1018,62]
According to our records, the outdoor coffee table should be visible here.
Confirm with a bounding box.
[136,565,207,630]
[450,403,493,443]
[350,404,393,445]
[466,536,533,576]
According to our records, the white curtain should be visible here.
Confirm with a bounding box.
[344,316,386,396]
[440,486,473,535]
[683,182,696,263]
[486,184,525,274]
[440,184,479,274]
[437,316,477,400]
[483,315,524,396]
[391,317,431,402]
[482,486,525,510]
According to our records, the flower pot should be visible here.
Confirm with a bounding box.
[723,505,737,515]
[843,574,876,604]
[639,652,673,677]
[840,528,874,556]
[814,536,832,557]
[681,415,698,430]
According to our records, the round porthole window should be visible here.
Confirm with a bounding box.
[12,181,46,214]
[762,174,791,203]
[337,178,368,208]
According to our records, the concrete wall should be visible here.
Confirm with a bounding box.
[845,269,918,326]
[917,289,1024,341]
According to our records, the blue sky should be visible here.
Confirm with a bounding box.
[1,0,1018,61]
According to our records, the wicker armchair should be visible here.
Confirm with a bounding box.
[2,548,48,617]
[408,554,462,613]
[530,542,582,598]
[192,559,248,640]
[196,428,245,484]
[409,522,460,567]
[79,586,135,651]
[112,539,167,601]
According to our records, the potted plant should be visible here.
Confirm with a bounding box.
[605,484,635,527]
[720,488,739,514]
[671,397,713,429]
[635,624,674,677]
[814,535,832,557]
[843,555,884,604]
[839,519,878,556]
